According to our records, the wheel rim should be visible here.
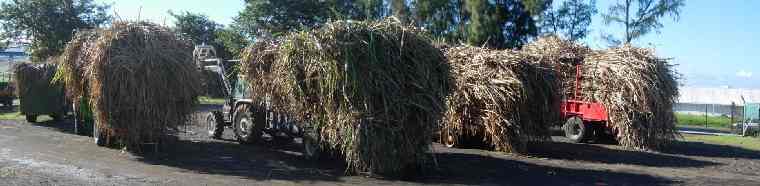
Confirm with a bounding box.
[239,116,251,137]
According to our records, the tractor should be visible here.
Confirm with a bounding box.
[560,62,615,143]
[198,53,320,158]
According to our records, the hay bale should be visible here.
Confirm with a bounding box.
[15,62,66,115]
[241,19,450,176]
[581,46,679,150]
[442,46,559,153]
[57,21,201,149]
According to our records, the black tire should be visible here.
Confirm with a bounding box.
[233,104,263,144]
[206,111,225,139]
[563,116,589,143]
[303,134,320,160]
[25,115,37,123]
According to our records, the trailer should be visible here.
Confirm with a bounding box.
[560,63,615,143]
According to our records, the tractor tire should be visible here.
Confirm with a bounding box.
[206,111,225,139]
[233,104,263,144]
[563,116,589,143]
[25,115,37,123]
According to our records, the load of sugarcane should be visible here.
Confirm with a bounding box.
[55,21,201,150]
[441,46,560,153]
[240,18,450,176]
[523,36,679,150]
[14,61,66,117]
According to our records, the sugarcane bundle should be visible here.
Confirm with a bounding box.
[442,46,559,153]
[580,45,679,150]
[241,18,450,176]
[15,61,65,114]
[521,36,590,97]
[56,21,201,149]
[200,69,225,98]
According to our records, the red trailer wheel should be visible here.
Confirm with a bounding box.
[563,116,589,143]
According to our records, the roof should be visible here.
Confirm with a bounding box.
[678,87,760,105]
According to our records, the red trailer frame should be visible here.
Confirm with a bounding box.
[559,63,611,142]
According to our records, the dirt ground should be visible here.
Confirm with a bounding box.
[1,105,759,186]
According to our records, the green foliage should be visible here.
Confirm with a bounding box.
[0,0,110,61]
[541,0,597,41]
[676,113,733,128]
[214,28,248,58]
[602,0,685,45]
[234,0,332,38]
[170,11,248,59]
[169,11,220,45]
[233,0,551,49]
[412,0,462,41]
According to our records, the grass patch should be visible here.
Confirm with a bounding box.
[682,134,760,151]
[198,96,225,105]
[0,111,22,120]
[676,113,733,128]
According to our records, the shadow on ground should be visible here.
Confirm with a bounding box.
[525,141,719,168]
[421,151,676,185]
[662,140,760,160]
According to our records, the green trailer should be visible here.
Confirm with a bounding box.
[15,63,67,122]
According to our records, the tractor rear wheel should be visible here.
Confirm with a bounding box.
[233,104,263,144]
[563,116,589,143]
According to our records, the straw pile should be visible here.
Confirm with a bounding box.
[56,21,201,149]
[580,46,679,149]
[442,46,559,153]
[241,19,450,176]
[522,36,679,150]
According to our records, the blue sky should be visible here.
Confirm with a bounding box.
[98,0,760,89]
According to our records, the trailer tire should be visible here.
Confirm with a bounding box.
[206,111,225,139]
[303,134,320,160]
[563,116,589,143]
[443,128,458,148]
[25,115,37,123]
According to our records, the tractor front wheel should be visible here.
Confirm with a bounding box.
[563,116,589,143]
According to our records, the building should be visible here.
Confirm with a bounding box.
[675,87,760,118]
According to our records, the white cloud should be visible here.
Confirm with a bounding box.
[737,70,753,78]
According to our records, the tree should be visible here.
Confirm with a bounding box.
[0,0,110,61]
[541,0,597,41]
[390,0,410,23]
[602,0,685,45]
[169,11,220,45]
[214,28,248,58]
[463,0,550,48]
[234,0,331,38]
[413,0,462,41]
